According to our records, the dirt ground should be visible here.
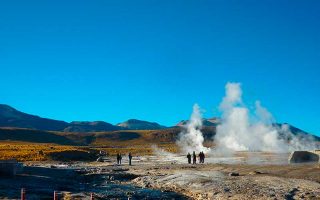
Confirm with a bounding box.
[1,152,319,200]
[129,162,320,200]
[123,153,320,200]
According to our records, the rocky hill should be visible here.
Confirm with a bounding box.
[117,119,166,130]
[176,117,221,127]
[64,121,122,132]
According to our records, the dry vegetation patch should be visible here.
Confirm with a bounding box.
[0,142,91,161]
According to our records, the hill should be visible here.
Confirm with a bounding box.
[0,104,166,132]
[117,119,166,130]
[64,121,122,132]
[0,104,69,131]
[0,127,78,145]
[0,104,318,143]
[176,117,221,127]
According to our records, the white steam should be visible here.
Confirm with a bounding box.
[174,82,318,155]
[176,104,210,154]
[214,82,319,153]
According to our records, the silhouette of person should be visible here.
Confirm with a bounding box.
[200,151,205,163]
[187,153,191,164]
[202,151,205,163]
[119,154,122,165]
[198,152,202,163]
[128,152,133,166]
[193,151,196,164]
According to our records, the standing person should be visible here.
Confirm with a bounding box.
[119,154,122,165]
[202,152,205,163]
[128,152,133,166]
[117,153,120,165]
[192,151,196,164]
[187,153,191,164]
[116,153,119,164]
[198,152,202,163]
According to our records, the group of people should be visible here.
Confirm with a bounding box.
[187,151,205,164]
[116,153,122,165]
[116,152,133,166]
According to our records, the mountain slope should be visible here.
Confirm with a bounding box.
[176,117,221,127]
[117,119,166,130]
[64,121,122,132]
[0,104,69,131]
[275,123,320,141]
[0,127,79,145]
[0,104,166,132]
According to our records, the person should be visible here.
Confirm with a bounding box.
[198,152,202,163]
[187,153,191,164]
[202,151,205,163]
[119,154,122,165]
[200,151,205,163]
[192,151,196,164]
[128,152,133,166]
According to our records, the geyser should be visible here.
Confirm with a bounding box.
[176,104,210,154]
[175,82,318,155]
[214,82,319,153]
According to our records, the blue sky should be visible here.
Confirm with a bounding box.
[0,1,319,135]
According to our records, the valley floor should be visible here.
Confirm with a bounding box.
[129,162,320,200]
[0,153,320,199]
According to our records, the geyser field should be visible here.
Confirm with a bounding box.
[0,82,319,199]
[144,82,319,199]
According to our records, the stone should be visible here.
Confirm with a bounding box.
[288,151,320,163]
[229,172,239,176]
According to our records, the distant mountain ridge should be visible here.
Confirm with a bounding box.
[176,117,320,141]
[0,104,319,142]
[176,117,221,127]
[64,121,123,132]
[0,104,69,131]
[117,119,166,130]
[0,104,166,132]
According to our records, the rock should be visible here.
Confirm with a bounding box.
[288,151,320,163]
[249,171,263,175]
[229,172,239,176]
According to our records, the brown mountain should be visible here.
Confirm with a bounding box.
[0,104,69,131]
[0,104,164,132]
[176,117,221,127]
[117,119,166,130]
[64,121,122,132]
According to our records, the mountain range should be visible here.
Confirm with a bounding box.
[0,104,319,142]
[0,104,165,132]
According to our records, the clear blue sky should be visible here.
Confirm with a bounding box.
[0,1,319,135]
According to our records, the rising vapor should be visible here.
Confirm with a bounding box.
[176,104,210,154]
[175,82,318,155]
[214,82,319,153]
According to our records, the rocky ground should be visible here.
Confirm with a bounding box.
[125,153,320,200]
[1,153,319,200]
[81,153,320,199]
[130,163,320,200]
[0,162,187,199]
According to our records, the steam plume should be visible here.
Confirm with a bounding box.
[214,82,319,153]
[176,104,210,154]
